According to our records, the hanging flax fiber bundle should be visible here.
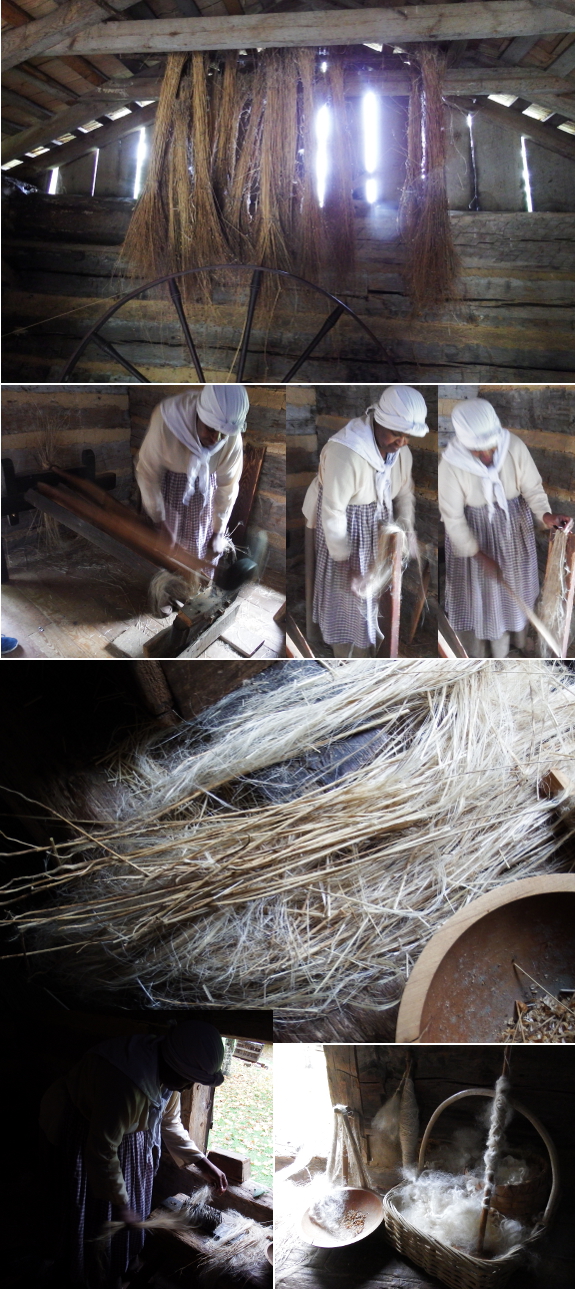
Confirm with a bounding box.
[2,661,574,1032]
[121,49,356,298]
[537,527,575,658]
[400,46,460,311]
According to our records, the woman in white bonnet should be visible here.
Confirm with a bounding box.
[439,397,571,657]
[135,385,249,560]
[302,385,428,656]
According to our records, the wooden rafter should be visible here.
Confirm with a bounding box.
[4,61,575,168]
[1,0,137,73]
[451,95,575,162]
[7,5,574,67]
[19,100,156,172]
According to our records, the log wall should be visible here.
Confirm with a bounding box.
[1,383,132,561]
[3,187,574,380]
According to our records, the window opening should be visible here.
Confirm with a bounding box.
[210,1039,273,1189]
[520,135,533,212]
[315,103,331,208]
[91,149,100,198]
[133,126,147,199]
[361,89,380,204]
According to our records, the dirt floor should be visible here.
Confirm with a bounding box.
[2,536,285,659]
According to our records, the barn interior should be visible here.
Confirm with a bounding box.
[2,5,575,382]
[1,1008,273,1289]
[275,1043,575,1289]
[1,382,286,658]
[286,383,438,657]
[437,383,575,658]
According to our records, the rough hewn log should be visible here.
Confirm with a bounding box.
[454,96,575,162]
[1,0,137,72]
[22,102,157,173]
[1,79,161,165]
[38,6,575,61]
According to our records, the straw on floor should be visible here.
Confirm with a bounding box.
[1,660,574,1029]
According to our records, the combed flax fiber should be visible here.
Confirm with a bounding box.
[2,661,574,1027]
[537,528,574,658]
[400,46,460,311]
[121,49,356,294]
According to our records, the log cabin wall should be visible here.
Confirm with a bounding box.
[2,83,574,381]
[438,384,575,589]
[323,1044,575,1168]
[127,383,286,582]
[1,382,132,562]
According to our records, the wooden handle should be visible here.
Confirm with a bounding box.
[417,1089,560,1227]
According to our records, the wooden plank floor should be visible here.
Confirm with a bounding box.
[1,542,285,659]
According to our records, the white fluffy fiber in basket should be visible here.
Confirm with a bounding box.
[395,1172,529,1258]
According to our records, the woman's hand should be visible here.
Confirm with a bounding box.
[196,1157,228,1194]
[117,1205,142,1228]
[542,513,573,531]
[473,550,503,581]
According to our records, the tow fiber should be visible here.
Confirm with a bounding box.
[2,661,574,1032]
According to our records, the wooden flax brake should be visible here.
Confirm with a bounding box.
[27,476,216,581]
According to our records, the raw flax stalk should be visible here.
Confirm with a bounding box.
[2,661,574,1026]
[400,46,460,311]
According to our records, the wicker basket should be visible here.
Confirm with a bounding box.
[382,1089,560,1289]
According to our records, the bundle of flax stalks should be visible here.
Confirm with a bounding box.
[2,661,575,1034]
[121,49,355,295]
[400,46,460,311]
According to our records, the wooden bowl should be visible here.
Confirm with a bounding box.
[300,1186,384,1248]
[396,875,575,1043]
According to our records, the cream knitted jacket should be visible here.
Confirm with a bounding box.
[303,438,415,561]
[438,432,550,557]
[136,403,243,530]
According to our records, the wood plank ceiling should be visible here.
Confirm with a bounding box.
[2,2,575,175]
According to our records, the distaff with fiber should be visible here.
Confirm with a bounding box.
[439,398,571,658]
[39,1019,227,1286]
[302,386,429,657]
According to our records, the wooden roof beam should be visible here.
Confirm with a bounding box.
[11,5,575,66]
[4,63,575,167]
[18,99,156,173]
[452,95,575,161]
[1,76,161,163]
[1,0,138,73]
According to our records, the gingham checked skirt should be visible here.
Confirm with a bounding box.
[445,494,540,640]
[60,1106,157,1286]
[161,470,217,557]
[313,485,387,649]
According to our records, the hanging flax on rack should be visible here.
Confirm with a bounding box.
[120,48,356,296]
[400,46,460,312]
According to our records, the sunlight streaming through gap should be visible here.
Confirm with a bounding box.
[90,150,99,198]
[362,90,380,203]
[48,168,59,195]
[315,103,331,208]
[520,135,533,212]
[133,127,148,199]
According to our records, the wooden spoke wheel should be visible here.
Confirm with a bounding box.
[60,263,395,383]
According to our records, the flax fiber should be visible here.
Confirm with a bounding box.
[1,661,574,1031]
[120,49,356,297]
[400,46,460,311]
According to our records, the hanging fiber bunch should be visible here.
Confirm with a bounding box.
[399,1063,419,1170]
[1,660,575,1030]
[400,45,460,312]
[537,525,574,658]
[121,48,357,295]
[352,523,409,599]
